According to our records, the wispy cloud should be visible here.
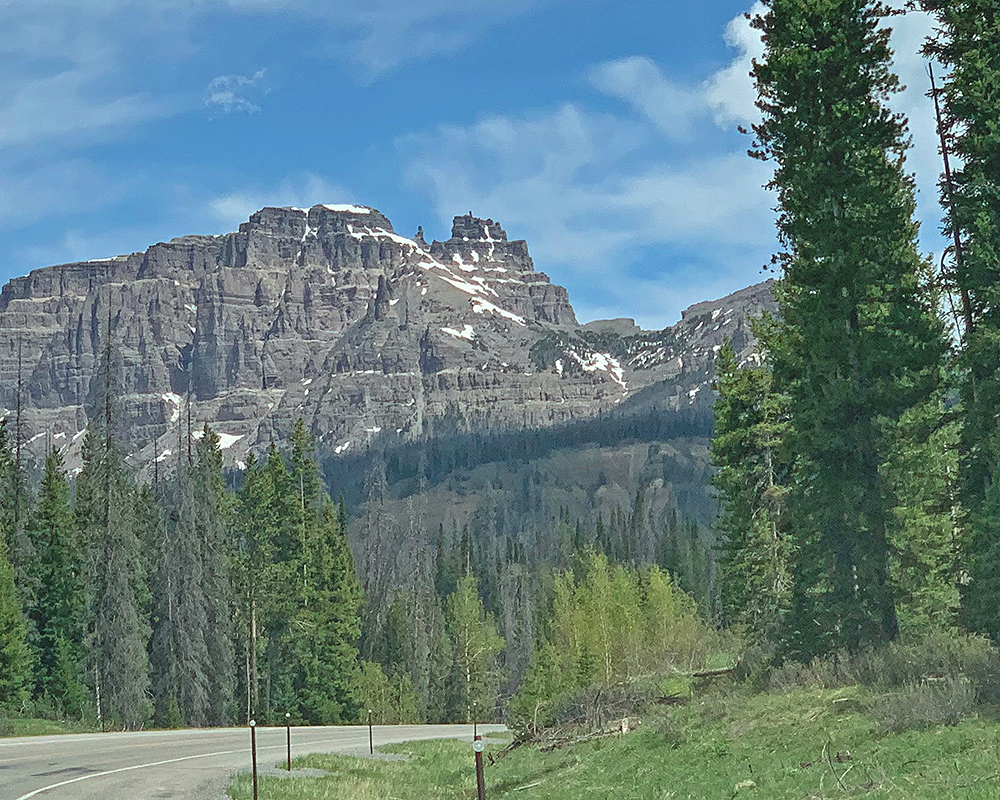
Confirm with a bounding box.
[0,160,131,232]
[402,2,947,328]
[589,56,704,139]
[300,0,565,81]
[704,1,766,126]
[205,68,268,114]
[0,0,565,242]
[401,10,776,328]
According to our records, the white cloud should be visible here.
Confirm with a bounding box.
[10,171,359,270]
[205,68,268,114]
[0,35,176,148]
[704,1,766,126]
[0,0,564,240]
[589,56,703,139]
[0,0,564,82]
[300,0,563,81]
[208,173,358,228]
[403,97,775,327]
[402,7,777,329]
[403,2,950,329]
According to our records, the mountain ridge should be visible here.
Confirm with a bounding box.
[0,204,774,476]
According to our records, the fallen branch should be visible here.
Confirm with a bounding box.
[823,740,848,792]
[538,721,634,752]
[689,666,737,679]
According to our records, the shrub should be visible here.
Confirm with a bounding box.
[759,629,1000,707]
[869,676,975,734]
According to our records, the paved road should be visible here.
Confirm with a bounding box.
[0,723,504,800]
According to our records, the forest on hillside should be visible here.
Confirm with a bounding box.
[0,400,718,729]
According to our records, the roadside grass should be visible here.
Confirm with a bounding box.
[228,688,1000,799]
[229,737,511,800]
[0,716,97,737]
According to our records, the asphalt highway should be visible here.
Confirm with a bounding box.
[0,723,504,800]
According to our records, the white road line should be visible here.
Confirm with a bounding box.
[12,736,363,800]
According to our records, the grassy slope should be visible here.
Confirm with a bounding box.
[0,717,97,736]
[229,688,1000,799]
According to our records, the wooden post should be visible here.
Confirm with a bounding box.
[249,720,258,800]
[473,735,486,800]
[285,712,291,771]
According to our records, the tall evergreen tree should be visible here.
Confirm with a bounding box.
[922,0,1000,640]
[30,449,87,716]
[170,447,212,726]
[77,427,150,729]
[751,0,949,656]
[233,451,279,722]
[0,534,30,708]
[290,500,362,723]
[193,426,236,725]
[711,343,791,640]
[0,420,36,632]
[147,477,183,728]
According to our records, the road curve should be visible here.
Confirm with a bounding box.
[0,723,504,800]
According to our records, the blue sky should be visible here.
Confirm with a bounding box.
[1,0,944,329]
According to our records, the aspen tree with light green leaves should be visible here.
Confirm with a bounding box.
[511,553,717,731]
[444,571,504,722]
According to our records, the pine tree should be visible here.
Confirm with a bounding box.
[290,500,362,723]
[259,444,297,719]
[146,478,183,728]
[281,422,362,723]
[0,535,30,708]
[751,0,949,656]
[77,427,151,729]
[193,426,235,725]
[922,0,1000,641]
[233,452,279,722]
[711,343,791,641]
[170,447,211,726]
[0,419,36,634]
[30,448,87,716]
[233,424,362,724]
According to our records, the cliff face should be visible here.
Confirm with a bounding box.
[0,204,773,473]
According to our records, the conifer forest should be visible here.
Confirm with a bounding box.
[2,0,1000,736]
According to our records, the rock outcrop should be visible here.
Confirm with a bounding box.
[0,204,774,474]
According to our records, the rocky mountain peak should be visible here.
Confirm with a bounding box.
[0,203,773,479]
[448,213,508,243]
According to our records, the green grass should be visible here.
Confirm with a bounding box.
[228,689,1000,799]
[0,716,98,737]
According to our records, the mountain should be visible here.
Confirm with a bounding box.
[0,204,774,479]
